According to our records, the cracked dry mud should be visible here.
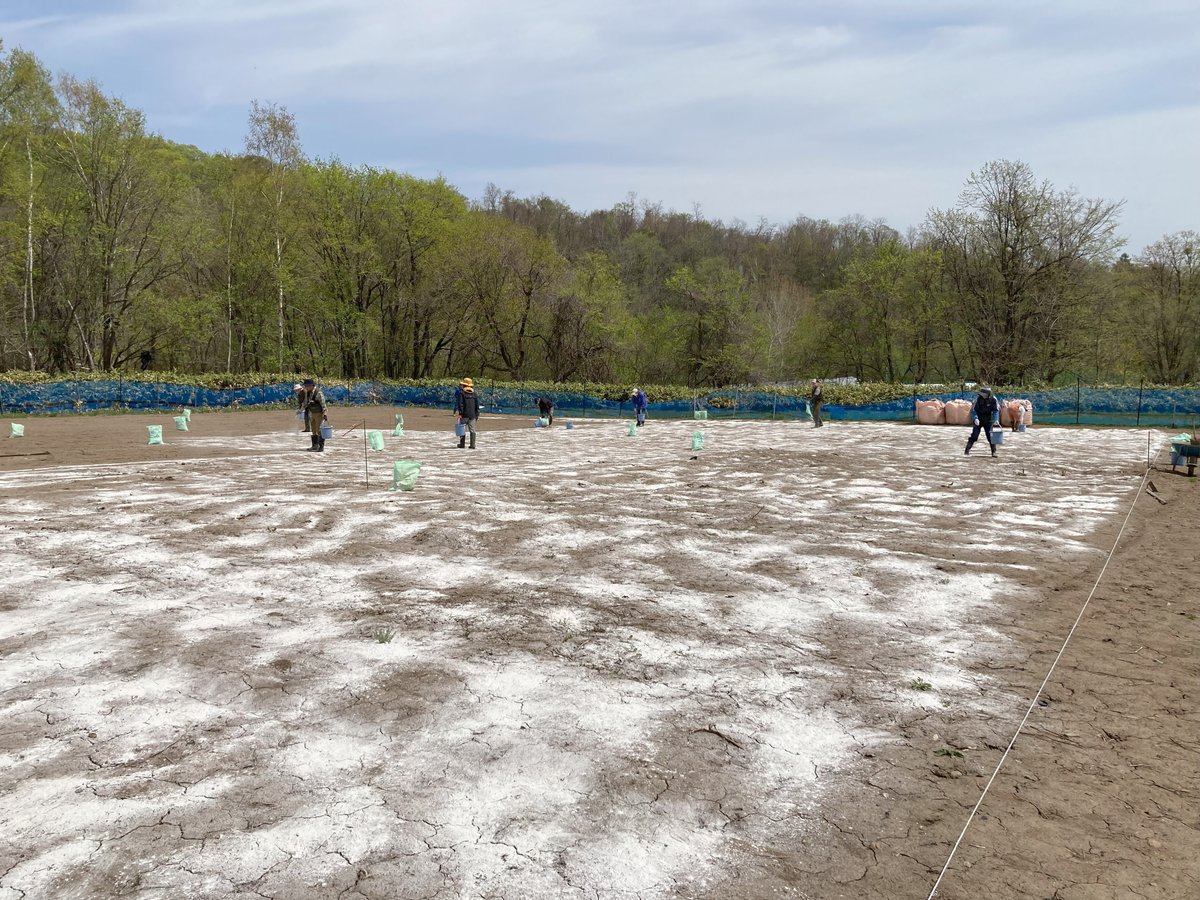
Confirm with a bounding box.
[1,409,1196,899]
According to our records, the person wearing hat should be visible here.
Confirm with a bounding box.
[299,378,328,452]
[630,387,648,427]
[455,377,480,449]
[810,379,824,427]
[965,385,1000,457]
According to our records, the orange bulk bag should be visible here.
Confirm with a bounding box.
[915,399,946,425]
[944,399,974,426]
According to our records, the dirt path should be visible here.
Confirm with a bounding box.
[921,468,1200,900]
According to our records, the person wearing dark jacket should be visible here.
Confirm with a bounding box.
[456,377,480,449]
[300,378,327,452]
[630,388,648,427]
[536,396,554,426]
[810,379,824,427]
[965,386,1000,457]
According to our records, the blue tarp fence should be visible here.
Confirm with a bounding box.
[2,380,1198,427]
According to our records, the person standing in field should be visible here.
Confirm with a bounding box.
[965,385,1000,457]
[300,378,327,452]
[537,396,555,426]
[810,379,824,427]
[456,377,480,449]
[630,388,648,427]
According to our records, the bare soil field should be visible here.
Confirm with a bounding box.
[1,408,1196,899]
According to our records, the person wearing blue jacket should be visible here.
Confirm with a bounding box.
[965,386,1000,457]
[630,388,648,427]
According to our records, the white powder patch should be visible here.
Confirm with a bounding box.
[0,420,1162,898]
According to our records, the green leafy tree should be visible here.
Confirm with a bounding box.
[1120,232,1200,382]
[245,100,302,373]
[0,43,59,370]
[665,257,764,386]
[538,251,632,381]
[46,76,185,370]
[374,174,467,378]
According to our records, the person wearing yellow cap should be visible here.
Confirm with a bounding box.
[454,377,479,449]
[299,378,327,451]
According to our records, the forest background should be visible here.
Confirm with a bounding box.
[1,41,1197,393]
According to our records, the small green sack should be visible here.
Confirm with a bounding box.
[147,425,163,445]
[692,430,704,451]
[182,408,192,421]
[368,430,385,451]
[627,421,637,436]
[394,413,404,425]
[174,415,189,431]
[392,460,422,491]
[9,423,24,438]
[392,424,404,438]
[693,410,707,420]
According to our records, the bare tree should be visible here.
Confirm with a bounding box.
[926,160,1124,383]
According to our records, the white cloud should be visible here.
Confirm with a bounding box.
[2,0,1197,249]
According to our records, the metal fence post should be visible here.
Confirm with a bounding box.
[1136,379,1144,427]
[1075,375,1081,425]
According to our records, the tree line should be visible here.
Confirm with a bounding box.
[1,41,1197,387]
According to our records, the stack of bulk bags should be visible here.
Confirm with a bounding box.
[915,399,946,425]
[944,399,975,426]
[999,399,1034,429]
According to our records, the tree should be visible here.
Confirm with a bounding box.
[0,44,58,370]
[1120,232,1200,383]
[538,252,632,382]
[926,160,1124,384]
[245,100,301,373]
[374,174,467,378]
[436,214,565,380]
[665,257,763,386]
[48,75,184,370]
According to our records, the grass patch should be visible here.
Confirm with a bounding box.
[909,677,932,692]
[372,627,395,644]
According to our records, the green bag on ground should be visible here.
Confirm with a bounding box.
[368,430,385,451]
[394,413,404,425]
[147,425,163,445]
[392,424,405,438]
[692,430,704,451]
[9,423,24,438]
[174,415,189,431]
[182,408,192,420]
[693,410,707,420]
[392,460,422,491]
[627,421,637,436]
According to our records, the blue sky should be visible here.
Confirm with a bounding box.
[3,0,1197,252]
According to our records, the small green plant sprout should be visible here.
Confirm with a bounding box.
[909,677,933,692]
[934,747,964,759]
[372,627,395,644]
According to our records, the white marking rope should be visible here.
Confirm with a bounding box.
[927,446,1158,899]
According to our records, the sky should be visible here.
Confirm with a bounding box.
[2,0,1197,252]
